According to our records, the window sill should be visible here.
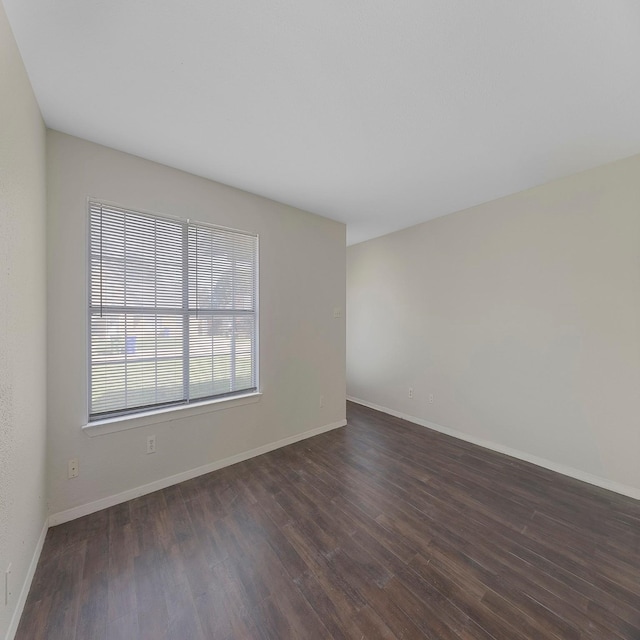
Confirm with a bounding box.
[83,392,262,437]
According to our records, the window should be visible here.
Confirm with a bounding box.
[88,202,258,421]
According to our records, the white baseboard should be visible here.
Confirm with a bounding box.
[347,396,640,501]
[48,419,347,527]
[5,520,48,640]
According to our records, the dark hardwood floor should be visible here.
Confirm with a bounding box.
[17,401,640,639]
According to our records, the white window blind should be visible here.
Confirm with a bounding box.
[89,202,257,420]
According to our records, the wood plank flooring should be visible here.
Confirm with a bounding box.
[16,401,640,639]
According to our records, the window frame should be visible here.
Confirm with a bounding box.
[85,199,260,426]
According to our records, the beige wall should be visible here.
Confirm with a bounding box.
[347,154,640,497]
[46,130,346,517]
[0,2,48,638]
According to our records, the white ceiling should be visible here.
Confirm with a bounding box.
[4,1,640,244]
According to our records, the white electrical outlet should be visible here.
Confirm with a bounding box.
[5,564,12,606]
[147,435,157,454]
[333,307,342,319]
[68,458,79,479]
[408,387,414,399]
[428,394,434,404]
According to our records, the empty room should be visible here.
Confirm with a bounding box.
[1,1,639,638]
